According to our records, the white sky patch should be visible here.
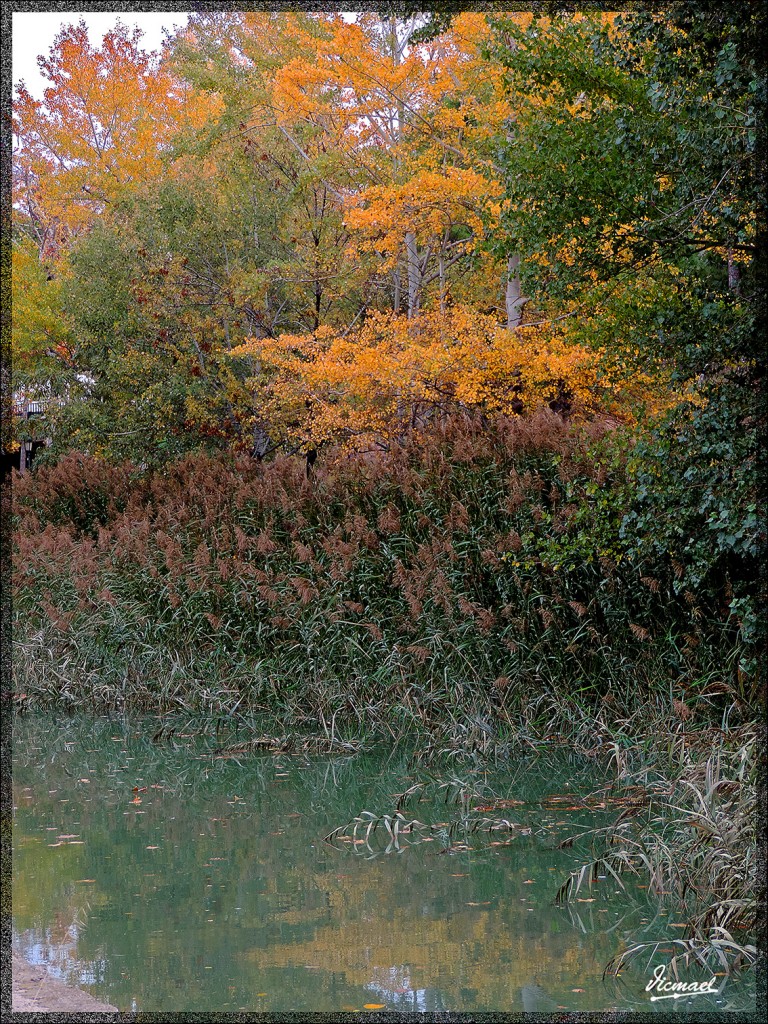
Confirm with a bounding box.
[12,11,186,98]
[13,11,360,99]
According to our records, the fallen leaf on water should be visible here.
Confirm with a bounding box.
[47,842,63,847]
[75,879,96,883]
[523,879,535,884]
[79,778,90,783]
[57,834,79,840]
[450,873,469,877]
[130,797,142,805]
[132,786,147,793]
[576,898,596,903]
[466,901,491,906]
[670,923,689,928]
[364,1004,387,1010]
[571,988,585,993]
[146,846,159,850]
[257,992,267,997]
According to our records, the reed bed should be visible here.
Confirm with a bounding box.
[12,411,754,734]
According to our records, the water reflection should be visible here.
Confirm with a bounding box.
[11,713,756,1013]
[521,980,557,1013]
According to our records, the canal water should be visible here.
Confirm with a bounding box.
[11,713,752,1013]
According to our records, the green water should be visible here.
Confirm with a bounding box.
[12,713,752,1013]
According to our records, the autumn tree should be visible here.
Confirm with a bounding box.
[267,12,521,320]
[170,11,367,334]
[13,17,294,463]
[228,303,675,453]
[488,7,761,374]
[13,20,217,247]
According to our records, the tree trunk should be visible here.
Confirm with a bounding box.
[727,246,741,294]
[406,230,420,318]
[505,254,527,329]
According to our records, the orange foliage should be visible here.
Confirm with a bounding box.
[229,307,638,449]
[13,20,220,239]
[261,12,528,313]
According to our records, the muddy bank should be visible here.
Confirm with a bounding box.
[12,952,119,1013]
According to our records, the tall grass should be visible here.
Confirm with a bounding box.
[12,411,755,731]
[556,730,760,977]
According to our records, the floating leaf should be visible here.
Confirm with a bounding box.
[364,1004,387,1010]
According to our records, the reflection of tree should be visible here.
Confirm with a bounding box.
[521,980,556,1013]
[12,713,647,1012]
[367,967,449,1012]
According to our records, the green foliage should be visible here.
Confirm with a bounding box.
[489,6,761,324]
[485,2,765,683]
[621,387,764,668]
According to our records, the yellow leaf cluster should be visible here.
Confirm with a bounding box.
[13,21,222,238]
[229,307,626,449]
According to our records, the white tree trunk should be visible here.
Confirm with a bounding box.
[505,254,527,329]
[406,230,421,318]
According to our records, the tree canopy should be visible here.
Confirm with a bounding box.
[10,5,763,468]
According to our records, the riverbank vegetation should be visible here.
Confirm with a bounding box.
[10,4,764,985]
